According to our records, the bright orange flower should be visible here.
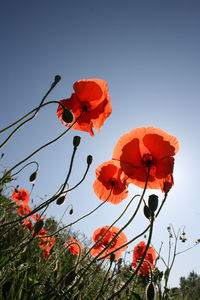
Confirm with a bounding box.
[12,189,30,206]
[43,249,50,260]
[22,219,34,231]
[90,226,127,260]
[17,204,33,217]
[132,241,156,276]
[39,237,56,259]
[112,127,179,190]
[57,79,112,136]
[93,160,129,204]
[65,237,83,256]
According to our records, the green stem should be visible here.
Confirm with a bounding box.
[107,215,154,299]
[0,81,62,148]
[0,111,84,184]
[0,75,61,134]
[11,161,39,177]
[94,260,113,300]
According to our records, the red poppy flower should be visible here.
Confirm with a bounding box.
[132,241,156,276]
[90,226,127,260]
[57,79,112,136]
[39,237,56,250]
[93,160,129,204]
[43,249,50,260]
[65,238,83,256]
[12,189,30,206]
[112,127,179,190]
[22,219,34,231]
[39,237,56,259]
[17,204,33,218]
[35,228,48,238]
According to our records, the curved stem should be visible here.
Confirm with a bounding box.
[94,260,113,300]
[41,190,115,239]
[0,135,83,229]
[107,215,154,299]
[11,161,39,177]
[0,111,84,185]
[0,79,62,147]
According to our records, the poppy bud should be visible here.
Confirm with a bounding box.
[65,270,76,286]
[29,171,37,183]
[51,75,61,88]
[110,253,115,262]
[73,136,81,147]
[87,155,93,165]
[69,208,73,215]
[143,205,151,219]
[54,75,61,83]
[146,282,156,300]
[34,220,44,235]
[148,194,158,213]
[62,109,74,123]
[56,195,66,205]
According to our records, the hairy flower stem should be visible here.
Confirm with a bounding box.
[0,137,82,229]
[0,99,66,135]
[58,194,140,298]
[0,111,84,185]
[11,161,39,177]
[107,214,154,299]
[155,193,168,217]
[94,259,113,300]
[41,190,115,238]
[63,169,150,297]
[0,76,62,147]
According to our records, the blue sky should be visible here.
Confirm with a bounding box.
[1,0,200,287]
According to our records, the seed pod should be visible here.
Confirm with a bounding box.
[62,109,74,123]
[148,194,158,213]
[56,195,66,205]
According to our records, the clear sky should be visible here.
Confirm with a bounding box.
[1,0,200,288]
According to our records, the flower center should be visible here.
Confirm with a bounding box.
[109,178,117,187]
[141,154,155,168]
[81,102,91,112]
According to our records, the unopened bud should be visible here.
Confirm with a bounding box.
[56,195,66,205]
[62,109,74,123]
[143,205,151,219]
[146,282,156,300]
[29,171,37,183]
[87,155,93,165]
[51,75,61,88]
[54,75,61,83]
[73,136,81,147]
[148,194,158,213]
[34,220,44,235]
[69,208,73,215]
